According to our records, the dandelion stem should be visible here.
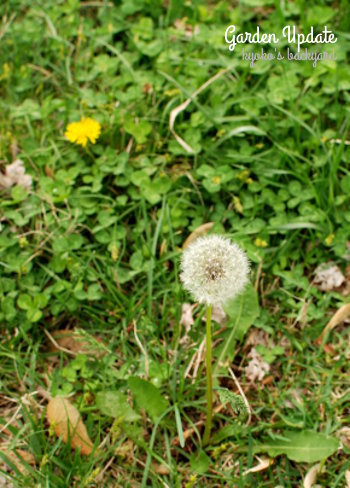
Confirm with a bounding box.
[202,303,213,446]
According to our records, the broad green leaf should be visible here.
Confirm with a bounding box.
[17,294,32,311]
[27,309,42,323]
[131,17,154,40]
[141,184,161,204]
[211,424,244,445]
[150,176,171,195]
[267,75,299,104]
[223,284,260,339]
[254,431,339,463]
[33,293,49,309]
[130,250,144,271]
[203,178,221,194]
[215,284,260,369]
[256,344,284,364]
[115,267,139,284]
[341,175,350,193]
[124,117,152,145]
[306,6,335,25]
[11,186,29,202]
[11,99,41,120]
[87,284,102,301]
[95,391,140,422]
[121,423,146,447]
[130,170,150,187]
[128,377,169,422]
[138,39,163,57]
[190,450,210,474]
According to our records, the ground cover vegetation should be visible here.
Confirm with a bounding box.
[0,0,349,486]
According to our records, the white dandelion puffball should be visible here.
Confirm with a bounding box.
[180,234,250,305]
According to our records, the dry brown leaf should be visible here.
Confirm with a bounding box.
[173,19,199,38]
[180,303,195,329]
[245,328,270,348]
[0,474,14,488]
[0,159,32,190]
[12,449,36,465]
[303,463,324,488]
[159,239,167,257]
[201,303,227,326]
[152,462,170,475]
[179,303,196,346]
[245,347,270,383]
[211,304,227,325]
[47,397,94,456]
[338,427,350,448]
[285,388,303,408]
[114,440,134,463]
[50,329,105,357]
[314,262,345,291]
[343,265,350,295]
[345,470,350,488]
[183,222,215,249]
[315,303,350,346]
[0,448,36,475]
[243,456,273,475]
[44,165,54,178]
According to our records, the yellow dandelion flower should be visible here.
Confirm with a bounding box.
[233,195,243,214]
[65,117,101,147]
[236,170,250,181]
[254,237,268,248]
[0,62,11,81]
[325,233,335,246]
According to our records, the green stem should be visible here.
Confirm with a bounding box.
[202,304,213,446]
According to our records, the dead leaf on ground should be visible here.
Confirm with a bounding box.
[245,328,270,349]
[243,456,273,475]
[342,265,350,296]
[159,239,167,257]
[0,159,32,190]
[173,19,199,38]
[315,303,350,347]
[152,462,170,475]
[46,397,95,456]
[0,474,14,488]
[303,463,324,488]
[0,448,36,475]
[338,427,350,448]
[314,262,345,291]
[180,303,195,329]
[114,440,134,463]
[183,222,215,249]
[202,303,227,326]
[244,347,270,383]
[345,470,350,488]
[285,388,304,408]
[179,304,196,345]
[49,329,106,357]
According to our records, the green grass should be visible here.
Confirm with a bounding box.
[0,0,350,486]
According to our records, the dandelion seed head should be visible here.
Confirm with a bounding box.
[180,234,249,305]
